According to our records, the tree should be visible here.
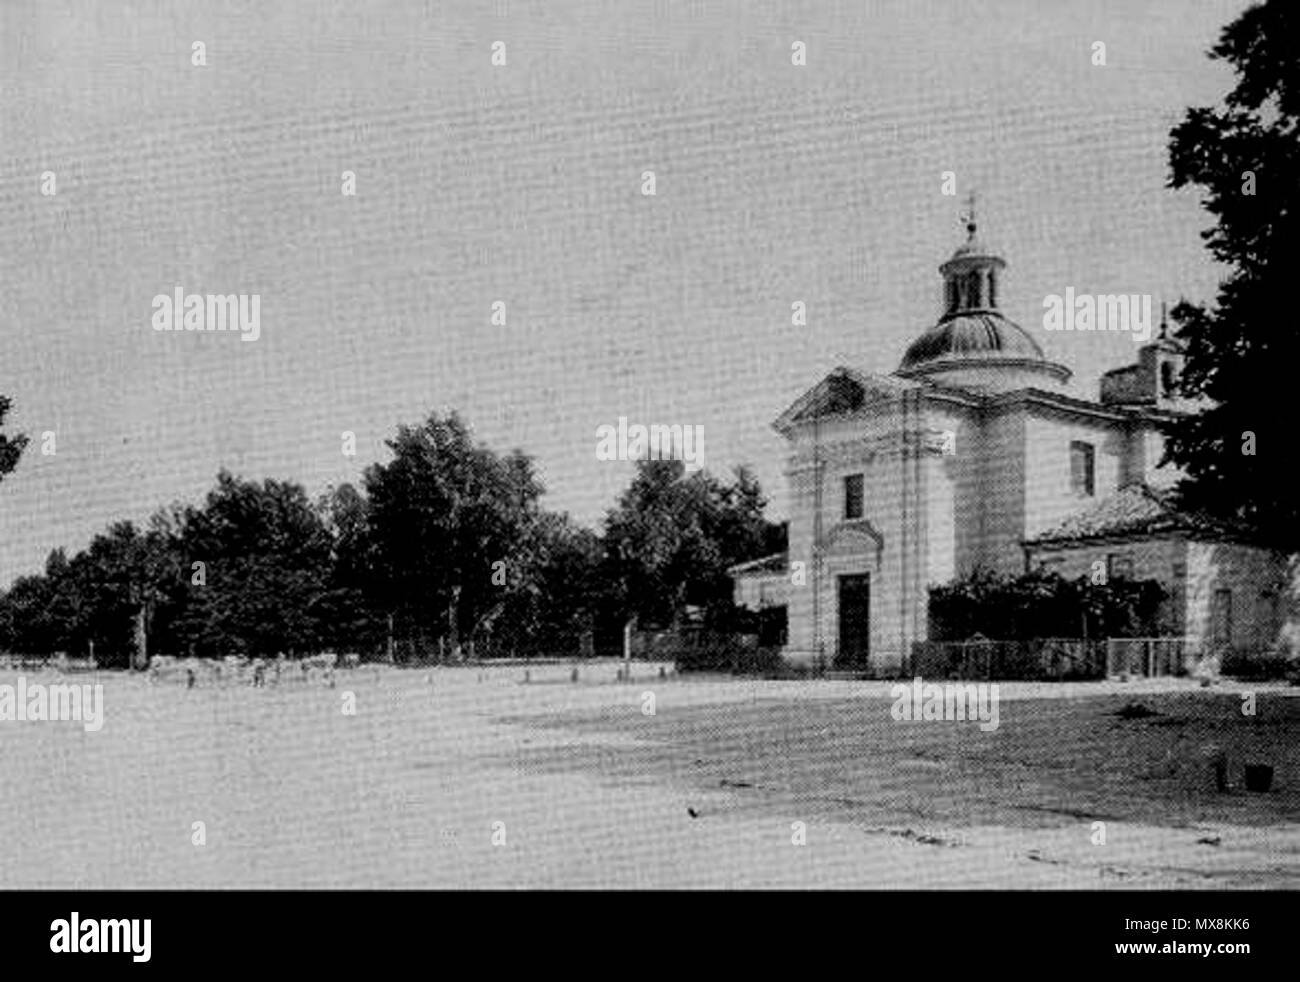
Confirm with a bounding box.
[0,572,60,653]
[364,412,544,655]
[313,482,384,652]
[72,523,151,665]
[602,459,780,629]
[1165,0,1300,548]
[485,511,604,656]
[133,506,191,663]
[0,395,28,486]
[0,520,183,664]
[173,471,334,657]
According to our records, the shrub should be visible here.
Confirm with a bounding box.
[672,634,785,676]
[929,567,1165,641]
[1220,646,1297,681]
[673,636,747,673]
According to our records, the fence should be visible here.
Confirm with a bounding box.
[908,638,1108,681]
[1105,637,1205,679]
[391,629,602,663]
[0,653,80,671]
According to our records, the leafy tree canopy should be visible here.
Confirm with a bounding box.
[1165,0,1300,548]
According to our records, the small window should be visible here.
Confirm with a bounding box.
[844,474,864,520]
[1069,441,1095,497]
[1107,554,1133,581]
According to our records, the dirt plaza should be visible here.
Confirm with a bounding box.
[1,662,1295,889]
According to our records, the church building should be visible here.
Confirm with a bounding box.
[733,215,1293,673]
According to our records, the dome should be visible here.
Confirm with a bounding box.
[894,211,1071,390]
[899,311,1046,371]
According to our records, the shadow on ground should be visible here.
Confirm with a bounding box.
[499,689,1300,833]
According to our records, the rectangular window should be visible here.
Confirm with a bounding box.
[844,474,864,520]
[1156,595,1178,635]
[1255,592,1279,644]
[1211,589,1233,646]
[1069,441,1095,497]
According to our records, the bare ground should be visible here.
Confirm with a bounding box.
[1,664,1295,888]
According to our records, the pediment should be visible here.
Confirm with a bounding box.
[773,367,918,435]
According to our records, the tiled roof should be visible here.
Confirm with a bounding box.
[1026,483,1235,545]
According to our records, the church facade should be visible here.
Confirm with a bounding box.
[735,219,1293,672]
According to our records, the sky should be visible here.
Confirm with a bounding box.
[0,0,1251,588]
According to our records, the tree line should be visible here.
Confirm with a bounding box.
[0,411,783,667]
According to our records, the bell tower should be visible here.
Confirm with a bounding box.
[1100,303,1193,411]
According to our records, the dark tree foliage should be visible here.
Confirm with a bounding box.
[0,524,177,666]
[363,412,546,653]
[0,409,782,663]
[312,482,384,652]
[1165,0,1300,549]
[171,471,335,657]
[0,395,28,485]
[482,511,606,657]
[602,459,781,629]
[929,567,1166,642]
